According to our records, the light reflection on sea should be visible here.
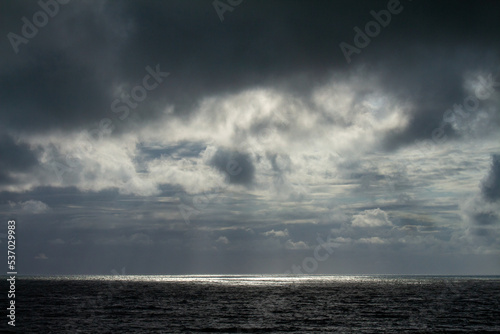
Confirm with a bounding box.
[19,274,500,285]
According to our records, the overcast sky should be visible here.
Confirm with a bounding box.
[1,0,499,275]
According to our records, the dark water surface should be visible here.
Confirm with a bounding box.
[2,275,500,333]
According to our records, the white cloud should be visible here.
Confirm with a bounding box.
[262,229,289,238]
[216,236,229,244]
[357,237,386,244]
[6,75,414,199]
[1,73,496,262]
[332,237,352,243]
[285,239,308,250]
[352,208,392,227]
[8,200,50,214]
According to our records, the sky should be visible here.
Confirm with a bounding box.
[0,0,499,275]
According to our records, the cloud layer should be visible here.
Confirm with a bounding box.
[1,0,499,274]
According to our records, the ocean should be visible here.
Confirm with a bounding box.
[3,275,500,333]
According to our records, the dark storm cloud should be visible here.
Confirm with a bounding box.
[481,154,500,202]
[0,0,169,134]
[378,49,499,150]
[472,212,499,226]
[1,0,499,145]
[0,134,38,185]
[208,148,255,186]
[0,53,113,132]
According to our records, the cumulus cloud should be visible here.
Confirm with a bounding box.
[351,208,392,227]
[357,237,386,244]
[262,229,289,238]
[216,236,229,244]
[285,239,308,250]
[9,200,50,214]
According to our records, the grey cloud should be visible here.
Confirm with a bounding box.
[1,0,500,275]
[481,154,500,202]
[208,148,255,186]
[268,153,292,174]
[460,155,500,247]
[380,52,498,150]
[9,199,50,214]
[0,134,38,185]
[262,229,289,238]
[1,0,498,145]
[0,1,135,133]
[472,212,499,226]
[139,141,207,160]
